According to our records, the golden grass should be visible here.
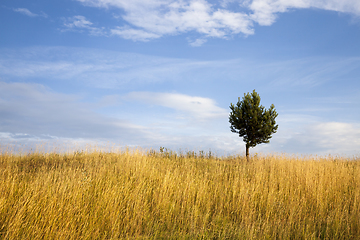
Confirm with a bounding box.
[0,149,359,239]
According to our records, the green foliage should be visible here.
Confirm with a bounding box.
[229,90,278,157]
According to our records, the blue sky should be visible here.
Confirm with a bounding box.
[1,0,360,156]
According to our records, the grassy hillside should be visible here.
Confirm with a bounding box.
[0,149,359,239]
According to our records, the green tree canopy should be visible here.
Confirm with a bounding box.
[229,90,278,160]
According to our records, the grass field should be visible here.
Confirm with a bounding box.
[0,148,359,239]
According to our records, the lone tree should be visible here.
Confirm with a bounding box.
[229,90,278,160]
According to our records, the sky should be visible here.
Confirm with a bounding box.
[1,0,360,156]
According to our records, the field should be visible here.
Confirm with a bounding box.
[0,148,359,239]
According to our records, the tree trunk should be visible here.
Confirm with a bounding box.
[245,144,249,161]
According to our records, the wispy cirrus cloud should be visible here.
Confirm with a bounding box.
[111,26,161,41]
[1,47,360,90]
[64,15,93,28]
[73,0,360,43]
[63,15,106,36]
[13,8,47,18]
[124,92,228,120]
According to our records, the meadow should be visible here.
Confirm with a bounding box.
[0,147,359,239]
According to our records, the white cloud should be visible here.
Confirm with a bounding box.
[13,8,47,18]
[0,132,128,154]
[64,15,93,28]
[261,114,360,156]
[0,81,148,141]
[77,0,254,42]
[111,26,161,41]
[0,81,232,154]
[13,8,38,17]
[125,92,228,120]
[63,15,105,36]
[74,0,360,43]
[307,122,360,152]
[248,0,360,26]
[188,38,207,47]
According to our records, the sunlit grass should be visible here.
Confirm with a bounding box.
[0,148,359,239]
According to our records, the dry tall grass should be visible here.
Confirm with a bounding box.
[0,149,359,239]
